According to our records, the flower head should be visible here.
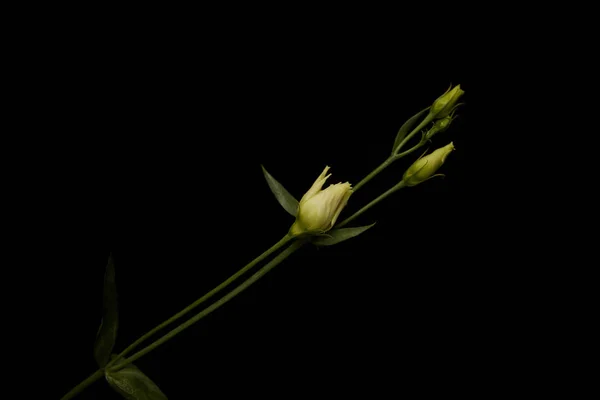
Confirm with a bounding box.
[290,166,353,236]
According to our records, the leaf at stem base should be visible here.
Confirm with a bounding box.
[93,253,118,367]
[105,358,168,400]
[311,223,376,246]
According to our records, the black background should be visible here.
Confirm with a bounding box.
[41,28,521,399]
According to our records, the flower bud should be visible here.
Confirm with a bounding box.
[290,166,353,236]
[426,113,455,140]
[430,84,464,119]
[403,142,455,186]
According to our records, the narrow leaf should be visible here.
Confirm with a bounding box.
[106,359,168,400]
[312,223,376,246]
[261,165,299,217]
[94,253,118,367]
[392,106,431,154]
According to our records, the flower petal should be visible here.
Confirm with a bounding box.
[300,166,331,205]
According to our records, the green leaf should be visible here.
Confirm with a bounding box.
[93,253,118,368]
[392,106,431,155]
[261,165,299,217]
[312,223,376,246]
[105,360,168,400]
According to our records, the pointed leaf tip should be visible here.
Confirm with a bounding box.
[261,165,299,217]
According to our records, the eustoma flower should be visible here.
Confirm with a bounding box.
[290,166,352,236]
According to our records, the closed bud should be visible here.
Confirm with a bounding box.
[426,113,455,140]
[290,166,353,236]
[403,142,455,186]
[430,84,464,119]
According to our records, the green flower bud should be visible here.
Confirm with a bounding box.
[426,113,455,140]
[430,84,464,119]
[290,166,353,236]
[434,115,452,132]
[403,142,455,186]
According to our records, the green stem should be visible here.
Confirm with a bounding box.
[394,114,433,157]
[353,114,433,193]
[62,234,294,399]
[105,233,293,369]
[396,140,427,159]
[353,158,393,192]
[60,369,104,400]
[109,239,307,372]
[342,139,424,227]
[337,181,406,228]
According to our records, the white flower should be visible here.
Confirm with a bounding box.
[290,166,353,236]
